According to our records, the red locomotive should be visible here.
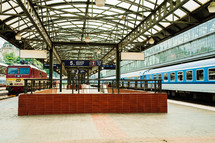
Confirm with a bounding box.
[6,65,47,95]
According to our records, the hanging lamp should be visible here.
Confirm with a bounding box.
[15,33,22,40]
[95,0,105,7]
[85,36,90,42]
[208,2,215,13]
[148,37,154,44]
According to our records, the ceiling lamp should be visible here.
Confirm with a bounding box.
[15,33,22,40]
[208,2,215,13]
[97,50,101,54]
[95,0,105,7]
[148,37,154,44]
[122,16,126,20]
[85,36,90,42]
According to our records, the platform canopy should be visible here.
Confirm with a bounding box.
[0,0,214,73]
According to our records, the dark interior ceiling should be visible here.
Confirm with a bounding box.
[0,0,214,75]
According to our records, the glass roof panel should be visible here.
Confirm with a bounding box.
[183,0,200,12]
[197,0,209,4]
[174,9,186,18]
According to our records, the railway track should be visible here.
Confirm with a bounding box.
[0,87,13,100]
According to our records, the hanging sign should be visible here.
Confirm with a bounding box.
[43,64,60,69]
[90,60,103,66]
[64,60,90,66]
[64,60,102,66]
[71,70,87,74]
[103,65,115,69]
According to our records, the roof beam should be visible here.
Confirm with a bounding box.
[53,41,117,47]
[102,0,190,64]
[16,0,67,75]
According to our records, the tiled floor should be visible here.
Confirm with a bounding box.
[0,97,215,143]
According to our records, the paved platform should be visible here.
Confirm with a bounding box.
[1,97,215,143]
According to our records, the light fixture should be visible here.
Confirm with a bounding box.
[15,33,22,40]
[208,2,215,13]
[97,50,101,54]
[95,0,105,7]
[148,37,154,44]
[122,16,126,20]
[85,36,90,42]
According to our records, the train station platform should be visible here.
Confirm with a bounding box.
[0,96,215,143]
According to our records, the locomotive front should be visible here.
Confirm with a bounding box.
[6,66,31,95]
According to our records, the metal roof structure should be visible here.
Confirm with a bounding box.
[0,0,214,75]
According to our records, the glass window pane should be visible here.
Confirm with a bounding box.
[197,69,204,81]
[8,68,18,74]
[178,71,183,81]
[20,68,30,74]
[186,71,193,80]
[164,73,168,81]
[209,68,215,80]
[170,72,175,81]
[158,74,162,80]
[153,75,157,79]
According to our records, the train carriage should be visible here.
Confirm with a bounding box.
[6,65,47,95]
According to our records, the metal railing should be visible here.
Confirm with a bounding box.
[24,79,162,94]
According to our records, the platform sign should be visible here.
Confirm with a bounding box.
[64,60,90,66]
[90,60,103,66]
[71,70,86,74]
[121,52,145,61]
[20,50,47,59]
[43,64,60,69]
[103,65,115,69]
[64,60,102,66]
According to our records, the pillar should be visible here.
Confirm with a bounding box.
[60,63,62,92]
[49,48,53,88]
[116,46,120,93]
[98,66,101,92]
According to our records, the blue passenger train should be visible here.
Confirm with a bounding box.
[105,58,215,102]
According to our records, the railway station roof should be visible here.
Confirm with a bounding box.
[0,0,214,75]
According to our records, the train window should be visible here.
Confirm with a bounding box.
[170,72,175,81]
[186,71,193,81]
[150,75,152,79]
[8,68,18,74]
[20,68,30,74]
[177,72,183,81]
[209,68,215,80]
[164,73,168,81]
[197,69,204,81]
[158,74,162,80]
[153,75,157,79]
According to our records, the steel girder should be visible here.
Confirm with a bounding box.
[16,0,67,75]
[102,0,190,64]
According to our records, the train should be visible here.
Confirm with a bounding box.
[6,65,47,95]
[104,58,215,103]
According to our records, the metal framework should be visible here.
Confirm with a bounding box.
[0,0,213,73]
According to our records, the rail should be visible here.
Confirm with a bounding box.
[23,79,162,94]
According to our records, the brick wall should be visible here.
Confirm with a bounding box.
[34,88,57,94]
[18,92,167,116]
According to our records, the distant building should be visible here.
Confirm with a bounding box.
[0,42,19,61]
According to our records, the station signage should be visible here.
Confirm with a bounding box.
[43,64,60,69]
[64,60,90,66]
[71,70,87,74]
[103,65,116,69]
[64,60,102,67]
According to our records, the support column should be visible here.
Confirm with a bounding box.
[67,68,71,89]
[116,46,120,93]
[98,66,101,92]
[87,68,89,84]
[60,63,62,92]
[49,48,53,88]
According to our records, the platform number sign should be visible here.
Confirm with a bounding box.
[91,61,96,66]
